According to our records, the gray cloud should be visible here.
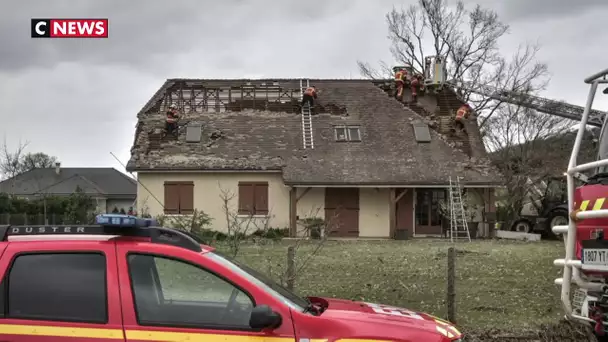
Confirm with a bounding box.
[493,0,608,21]
[0,0,387,74]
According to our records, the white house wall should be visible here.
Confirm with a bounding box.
[136,172,291,233]
[136,172,397,237]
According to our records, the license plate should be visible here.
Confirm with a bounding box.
[583,249,608,265]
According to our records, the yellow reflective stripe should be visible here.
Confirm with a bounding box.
[126,330,292,342]
[593,198,606,211]
[433,319,461,337]
[580,200,591,211]
[0,324,123,339]
[435,325,454,338]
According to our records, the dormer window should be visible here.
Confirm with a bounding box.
[334,125,361,142]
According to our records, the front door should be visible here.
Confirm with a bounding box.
[415,189,446,235]
[325,188,360,237]
[395,189,413,237]
[116,243,296,341]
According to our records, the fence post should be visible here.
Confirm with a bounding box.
[447,247,456,324]
[286,246,295,291]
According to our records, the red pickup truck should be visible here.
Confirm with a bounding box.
[0,214,462,342]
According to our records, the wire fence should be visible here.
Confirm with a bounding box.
[0,213,96,225]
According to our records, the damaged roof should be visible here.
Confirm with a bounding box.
[127,79,503,186]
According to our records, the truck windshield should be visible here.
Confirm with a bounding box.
[598,118,608,174]
[206,251,309,312]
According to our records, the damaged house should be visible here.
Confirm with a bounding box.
[127,78,503,238]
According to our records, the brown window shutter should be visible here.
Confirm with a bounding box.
[164,183,180,214]
[179,183,194,214]
[238,183,254,215]
[253,183,269,215]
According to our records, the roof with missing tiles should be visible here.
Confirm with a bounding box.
[127,79,504,186]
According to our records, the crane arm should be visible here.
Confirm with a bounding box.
[446,79,606,128]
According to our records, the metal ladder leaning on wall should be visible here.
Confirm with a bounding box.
[299,79,314,149]
[448,176,471,242]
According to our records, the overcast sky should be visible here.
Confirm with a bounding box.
[1,0,607,175]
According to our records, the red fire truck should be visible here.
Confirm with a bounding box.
[552,68,608,339]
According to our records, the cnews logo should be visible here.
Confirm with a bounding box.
[31,18,108,38]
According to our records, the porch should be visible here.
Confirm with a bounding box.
[287,186,497,239]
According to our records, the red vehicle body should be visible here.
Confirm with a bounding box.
[553,69,608,340]
[0,221,462,342]
[575,184,608,266]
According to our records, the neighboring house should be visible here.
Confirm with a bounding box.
[127,78,503,238]
[0,163,137,214]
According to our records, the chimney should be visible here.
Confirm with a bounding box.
[55,162,61,175]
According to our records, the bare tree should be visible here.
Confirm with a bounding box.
[357,0,550,129]
[485,105,577,220]
[20,152,58,172]
[218,183,272,258]
[0,139,29,181]
[215,181,339,289]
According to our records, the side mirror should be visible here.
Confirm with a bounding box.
[249,305,282,330]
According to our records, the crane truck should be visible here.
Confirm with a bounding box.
[552,68,608,340]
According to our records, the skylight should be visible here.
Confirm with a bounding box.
[412,122,431,143]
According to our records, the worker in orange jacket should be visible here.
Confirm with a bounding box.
[410,74,422,103]
[454,103,471,132]
[393,67,407,100]
[165,104,180,137]
[301,86,318,109]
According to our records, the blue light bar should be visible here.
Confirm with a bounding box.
[95,214,158,228]
[96,214,138,227]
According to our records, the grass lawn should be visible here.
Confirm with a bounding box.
[221,239,566,330]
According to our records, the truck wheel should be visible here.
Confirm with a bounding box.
[547,209,569,239]
[511,219,533,233]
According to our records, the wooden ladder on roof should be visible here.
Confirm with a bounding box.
[300,79,314,149]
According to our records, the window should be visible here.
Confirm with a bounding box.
[164,181,194,214]
[334,126,361,141]
[415,189,446,226]
[6,253,107,323]
[238,182,268,215]
[207,251,308,312]
[185,124,202,143]
[412,122,431,143]
[128,254,254,329]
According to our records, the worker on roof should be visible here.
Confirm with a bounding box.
[301,86,318,110]
[410,74,424,103]
[393,67,407,101]
[165,104,180,137]
[454,103,472,132]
